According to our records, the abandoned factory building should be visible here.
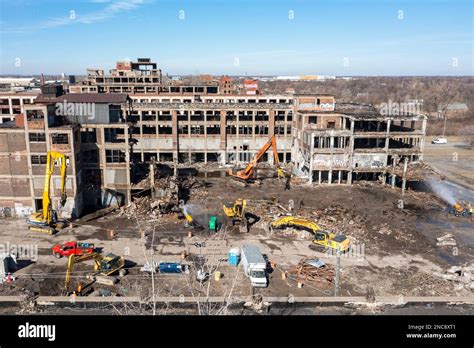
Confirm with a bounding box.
[0,58,427,219]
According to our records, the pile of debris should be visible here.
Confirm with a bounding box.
[120,176,182,218]
[311,204,368,243]
[439,264,474,291]
[287,259,335,284]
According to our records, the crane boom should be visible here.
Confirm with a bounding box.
[228,135,279,181]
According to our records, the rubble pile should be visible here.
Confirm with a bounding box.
[310,204,368,243]
[439,264,474,291]
[120,176,182,218]
[287,259,335,284]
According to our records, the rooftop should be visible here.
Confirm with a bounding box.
[36,93,130,104]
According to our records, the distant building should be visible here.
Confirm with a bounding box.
[243,79,259,95]
[440,103,469,118]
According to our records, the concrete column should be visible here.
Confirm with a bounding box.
[419,118,427,160]
[269,109,275,136]
[125,126,131,204]
[220,110,226,165]
[172,110,178,163]
[401,158,408,196]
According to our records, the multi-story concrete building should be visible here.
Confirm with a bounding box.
[0,86,130,219]
[0,58,427,219]
[0,91,39,124]
[293,102,427,185]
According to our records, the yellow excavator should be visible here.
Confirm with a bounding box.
[270,216,351,252]
[65,252,125,293]
[228,135,280,181]
[27,151,67,234]
[223,199,247,228]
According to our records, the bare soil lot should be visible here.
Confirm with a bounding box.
[1,176,473,313]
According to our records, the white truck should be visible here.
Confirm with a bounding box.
[241,245,268,288]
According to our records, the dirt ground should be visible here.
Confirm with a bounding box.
[1,174,473,310]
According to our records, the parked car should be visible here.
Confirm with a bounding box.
[432,137,448,144]
[52,241,95,258]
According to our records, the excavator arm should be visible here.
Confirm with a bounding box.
[42,151,67,223]
[65,252,102,290]
[229,135,279,181]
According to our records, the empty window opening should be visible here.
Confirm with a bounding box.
[29,133,46,142]
[105,150,126,163]
[51,133,69,144]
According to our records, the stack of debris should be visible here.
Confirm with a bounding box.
[287,258,335,284]
[311,204,368,243]
[439,264,474,290]
[120,176,182,218]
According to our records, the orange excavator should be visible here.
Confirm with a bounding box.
[228,135,280,181]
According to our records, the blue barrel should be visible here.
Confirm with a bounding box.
[228,248,241,266]
[159,262,182,273]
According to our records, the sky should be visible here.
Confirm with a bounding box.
[0,0,472,76]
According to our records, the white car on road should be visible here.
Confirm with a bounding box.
[432,137,448,144]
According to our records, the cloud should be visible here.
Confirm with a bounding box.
[2,0,146,34]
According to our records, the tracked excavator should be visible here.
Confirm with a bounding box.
[228,135,281,182]
[27,151,68,234]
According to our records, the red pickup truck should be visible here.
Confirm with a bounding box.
[52,241,95,258]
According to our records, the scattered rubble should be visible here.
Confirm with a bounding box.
[287,258,335,284]
[439,264,474,291]
[436,233,457,247]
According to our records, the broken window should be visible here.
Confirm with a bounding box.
[206,125,220,135]
[104,128,125,143]
[308,116,317,124]
[178,112,188,121]
[226,125,237,134]
[276,111,286,121]
[178,125,189,134]
[190,112,204,121]
[51,133,69,144]
[81,128,97,143]
[190,125,204,135]
[105,149,126,163]
[158,126,172,134]
[276,125,285,135]
[206,111,220,121]
[238,125,253,135]
[31,155,47,165]
[255,125,269,135]
[142,125,157,135]
[255,112,269,121]
[29,133,46,142]
[327,121,336,129]
[82,149,99,163]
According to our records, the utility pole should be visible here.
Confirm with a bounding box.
[442,113,447,137]
[401,157,408,196]
[151,226,156,315]
[334,250,341,296]
[150,156,156,199]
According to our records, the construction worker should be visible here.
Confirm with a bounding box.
[284,176,291,191]
[277,167,284,181]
